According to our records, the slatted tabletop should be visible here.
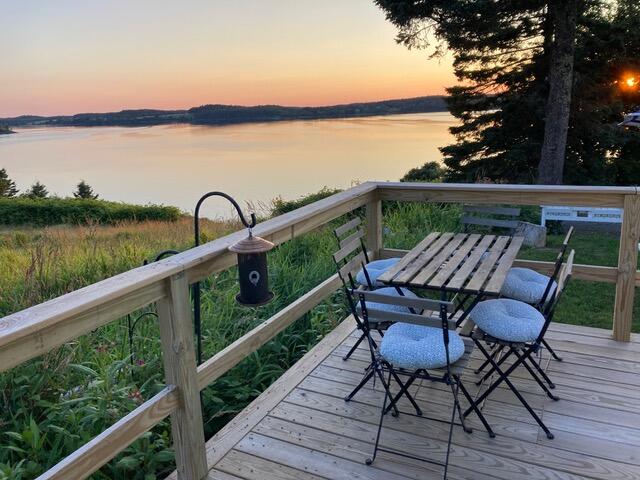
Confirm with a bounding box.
[377,232,524,295]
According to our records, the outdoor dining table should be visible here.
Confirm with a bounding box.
[376,232,524,325]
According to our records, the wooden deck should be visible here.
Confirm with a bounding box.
[197,318,640,480]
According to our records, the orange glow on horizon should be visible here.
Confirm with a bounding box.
[0,1,455,117]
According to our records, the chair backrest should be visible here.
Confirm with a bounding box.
[461,205,521,234]
[538,226,574,307]
[538,249,574,341]
[333,217,374,288]
[349,289,458,372]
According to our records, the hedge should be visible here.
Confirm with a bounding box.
[0,198,182,226]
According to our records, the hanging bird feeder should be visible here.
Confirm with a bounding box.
[229,231,274,306]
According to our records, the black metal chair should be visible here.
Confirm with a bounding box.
[347,289,494,478]
[333,217,401,290]
[333,217,403,362]
[461,205,521,236]
[497,226,574,362]
[334,246,418,402]
[464,249,575,439]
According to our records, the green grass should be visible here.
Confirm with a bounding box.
[0,199,636,479]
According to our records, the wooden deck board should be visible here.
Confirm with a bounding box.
[205,318,640,480]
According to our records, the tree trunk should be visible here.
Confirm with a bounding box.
[537,0,578,185]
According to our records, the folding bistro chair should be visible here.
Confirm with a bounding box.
[464,249,575,439]
[461,205,521,236]
[498,226,574,362]
[333,217,400,289]
[333,217,403,362]
[348,289,494,478]
[334,245,419,402]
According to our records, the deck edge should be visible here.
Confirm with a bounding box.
[167,315,357,479]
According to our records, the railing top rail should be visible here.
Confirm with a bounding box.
[376,182,640,195]
[0,182,377,353]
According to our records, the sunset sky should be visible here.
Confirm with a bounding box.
[0,0,455,117]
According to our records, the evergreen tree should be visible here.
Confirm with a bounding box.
[0,168,19,197]
[73,180,99,199]
[376,0,640,185]
[25,181,49,199]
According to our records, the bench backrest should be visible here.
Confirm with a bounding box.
[461,205,521,234]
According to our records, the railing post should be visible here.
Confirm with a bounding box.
[157,272,208,479]
[365,197,383,259]
[613,194,640,341]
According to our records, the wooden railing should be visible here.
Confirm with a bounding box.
[0,182,637,479]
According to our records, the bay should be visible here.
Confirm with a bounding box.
[0,112,455,218]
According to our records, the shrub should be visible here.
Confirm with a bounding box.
[271,187,342,216]
[401,161,445,182]
[0,198,182,226]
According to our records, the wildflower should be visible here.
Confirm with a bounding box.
[128,389,143,403]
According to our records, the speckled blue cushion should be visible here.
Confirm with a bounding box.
[379,322,466,370]
[501,268,557,305]
[471,299,545,343]
[355,258,401,287]
[356,287,417,314]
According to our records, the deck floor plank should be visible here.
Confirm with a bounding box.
[202,319,640,480]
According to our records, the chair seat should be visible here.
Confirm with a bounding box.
[356,258,401,287]
[356,287,417,314]
[501,268,556,306]
[379,322,466,370]
[471,298,545,343]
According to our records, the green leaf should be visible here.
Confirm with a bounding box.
[152,450,174,462]
[116,456,140,470]
[69,363,99,377]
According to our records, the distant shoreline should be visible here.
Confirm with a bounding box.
[0,126,16,135]
[0,96,447,129]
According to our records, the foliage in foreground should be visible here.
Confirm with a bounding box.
[0,198,181,226]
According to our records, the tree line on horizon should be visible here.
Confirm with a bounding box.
[377,0,640,186]
[0,168,98,200]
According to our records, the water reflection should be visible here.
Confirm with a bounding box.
[0,112,455,218]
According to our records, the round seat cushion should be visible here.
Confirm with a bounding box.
[471,298,545,343]
[355,258,401,287]
[356,287,417,314]
[379,322,466,370]
[501,267,556,306]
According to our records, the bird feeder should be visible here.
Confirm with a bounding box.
[229,232,274,306]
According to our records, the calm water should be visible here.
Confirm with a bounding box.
[0,112,455,218]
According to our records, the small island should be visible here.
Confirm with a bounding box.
[0,125,16,135]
